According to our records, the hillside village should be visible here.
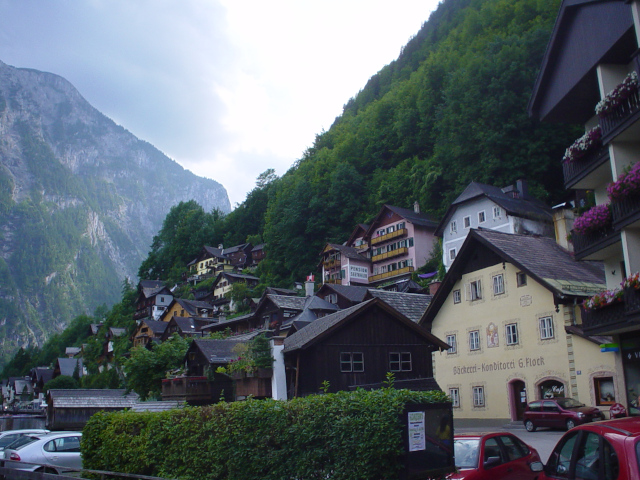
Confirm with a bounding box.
[3,0,640,432]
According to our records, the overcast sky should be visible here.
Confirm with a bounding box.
[0,0,441,207]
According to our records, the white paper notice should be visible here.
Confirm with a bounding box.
[408,411,426,452]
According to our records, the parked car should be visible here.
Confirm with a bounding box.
[451,432,543,479]
[1,431,82,474]
[0,429,49,452]
[523,397,604,432]
[539,416,640,480]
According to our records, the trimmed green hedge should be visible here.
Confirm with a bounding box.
[82,388,449,480]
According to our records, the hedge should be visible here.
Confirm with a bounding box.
[82,388,449,480]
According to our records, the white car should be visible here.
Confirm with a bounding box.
[1,431,82,474]
[0,429,49,452]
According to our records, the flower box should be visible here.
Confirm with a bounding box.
[573,204,612,235]
[596,71,639,118]
[563,126,602,164]
[607,162,640,202]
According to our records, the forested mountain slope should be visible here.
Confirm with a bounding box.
[0,60,230,365]
[224,0,581,285]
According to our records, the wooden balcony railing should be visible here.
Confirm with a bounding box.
[370,228,408,246]
[161,376,216,403]
[571,225,619,261]
[562,147,609,189]
[324,278,342,285]
[323,259,341,269]
[371,247,408,263]
[581,287,640,335]
[600,87,640,141]
[368,266,414,283]
[611,194,640,230]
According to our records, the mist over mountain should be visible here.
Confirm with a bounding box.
[0,60,230,363]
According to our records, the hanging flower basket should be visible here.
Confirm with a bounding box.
[595,71,639,118]
[562,126,602,164]
[573,204,612,235]
[607,162,640,201]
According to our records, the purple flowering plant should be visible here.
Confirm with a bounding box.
[607,162,640,201]
[623,272,640,290]
[583,288,623,310]
[573,203,612,235]
[563,126,602,164]
[595,71,639,118]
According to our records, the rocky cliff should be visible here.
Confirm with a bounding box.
[0,60,230,364]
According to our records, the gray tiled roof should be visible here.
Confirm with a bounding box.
[48,389,139,408]
[56,358,83,377]
[325,244,370,263]
[385,205,439,228]
[130,401,184,412]
[220,272,260,282]
[268,294,307,310]
[474,229,605,295]
[223,243,250,254]
[142,319,169,335]
[322,284,370,302]
[365,290,433,323]
[191,339,244,364]
[283,301,374,352]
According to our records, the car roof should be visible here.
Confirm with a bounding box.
[0,429,49,436]
[455,432,513,439]
[576,417,640,437]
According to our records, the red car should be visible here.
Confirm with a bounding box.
[540,416,640,480]
[523,398,604,432]
[451,432,543,479]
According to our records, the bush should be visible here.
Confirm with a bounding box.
[82,388,449,480]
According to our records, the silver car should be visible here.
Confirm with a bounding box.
[1,431,82,474]
[0,429,49,452]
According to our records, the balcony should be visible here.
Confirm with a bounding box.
[161,375,232,405]
[571,225,620,261]
[611,194,640,230]
[324,277,342,285]
[600,87,640,143]
[368,266,414,283]
[234,374,272,398]
[133,307,151,320]
[370,228,408,246]
[581,288,640,335]
[562,147,609,189]
[323,259,341,269]
[371,247,408,263]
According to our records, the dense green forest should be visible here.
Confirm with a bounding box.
[1,0,583,374]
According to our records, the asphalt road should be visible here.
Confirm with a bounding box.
[454,424,566,463]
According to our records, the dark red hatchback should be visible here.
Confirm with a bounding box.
[523,398,604,432]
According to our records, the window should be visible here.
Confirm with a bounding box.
[340,352,364,372]
[408,237,414,247]
[467,280,482,300]
[594,377,616,405]
[463,216,471,228]
[453,290,461,304]
[539,316,554,339]
[478,211,486,223]
[469,330,480,351]
[493,274,505,295]
[449,388,460,407]
[449,248,456,261]
[493,206,502,218]
[472,386,485,407]
[516,272,527,287]
[446,334,457,354]
[506,323,518,345]
[389,352,412,372]
[387,225,395,234]
[450,220,457,234]
[397,222,405,230]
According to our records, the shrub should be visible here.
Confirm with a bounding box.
[82,388,450,480]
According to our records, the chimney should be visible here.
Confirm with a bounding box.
[218,244,223,250]
[516,179,529,199]
[428,281,442,296]
[552,202,575,252]
[414,201,420,214]
[305,274,315,297]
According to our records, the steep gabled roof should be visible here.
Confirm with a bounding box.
[223,243,251,255]
[283,298,448,353]
[47,389,139,408]
[317,283,370,303]
[140,319,169,335]
[190,339,244,365]
[55,358,83,377]
[175,298,214,316]
[321,243,370,263]
[345,223,370,246]
[365,204,438,238]
[364,290,433,323]
[435,181,552,236]
[420,229,606,326]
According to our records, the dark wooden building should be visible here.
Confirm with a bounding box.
[282,298,448,397]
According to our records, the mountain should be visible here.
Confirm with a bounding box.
[0,60,230,365]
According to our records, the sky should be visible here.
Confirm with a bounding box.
[0,0,442,207]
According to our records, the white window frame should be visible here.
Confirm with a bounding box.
[463,216,471,228]
[449,248,457,261]
[450,220,457,234]
[473,386,485,407]
[539,316,554,340]
[478,211,486,223]
[506,323,519,345]
[389,352,412,372]
[493,206,502,219]
[340,352,364,372]
[467,280,482,301]
[517,272,527,287]
[493,274,505,295]
[449,388,460,408]
[453,289,461,304]
[469,330,480,351]
[446,334,457,354]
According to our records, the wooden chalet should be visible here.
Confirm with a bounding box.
[251,243,266,267]
[30,367,54,396]
[46,389,139,430]
[134,280,173,321]
[223,243,253,269]
[187,245,233,283]
[315,283,369,309]
[160,298,214,322]
[53,358,83,379]
[131,319,168,348]
[282,297,448,398]
[161,316,217,341]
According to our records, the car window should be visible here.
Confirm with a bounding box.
[528,401,542,412]
[454,438,480,469]
[44,436,81,453]
[558,398,585,409]
[10,435,42,450]
[483,437,503,468]
[544,400,559,412]
[499,435,526,461]
[0,434,20,448]
[574,432,600,480]
[546,430,579,478]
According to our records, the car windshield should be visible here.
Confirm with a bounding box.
[0,434,21,448]
[557,398,585,409]
[6,435,42,450]
[454,438,480,469]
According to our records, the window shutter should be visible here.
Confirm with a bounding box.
[465,283,471,301]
